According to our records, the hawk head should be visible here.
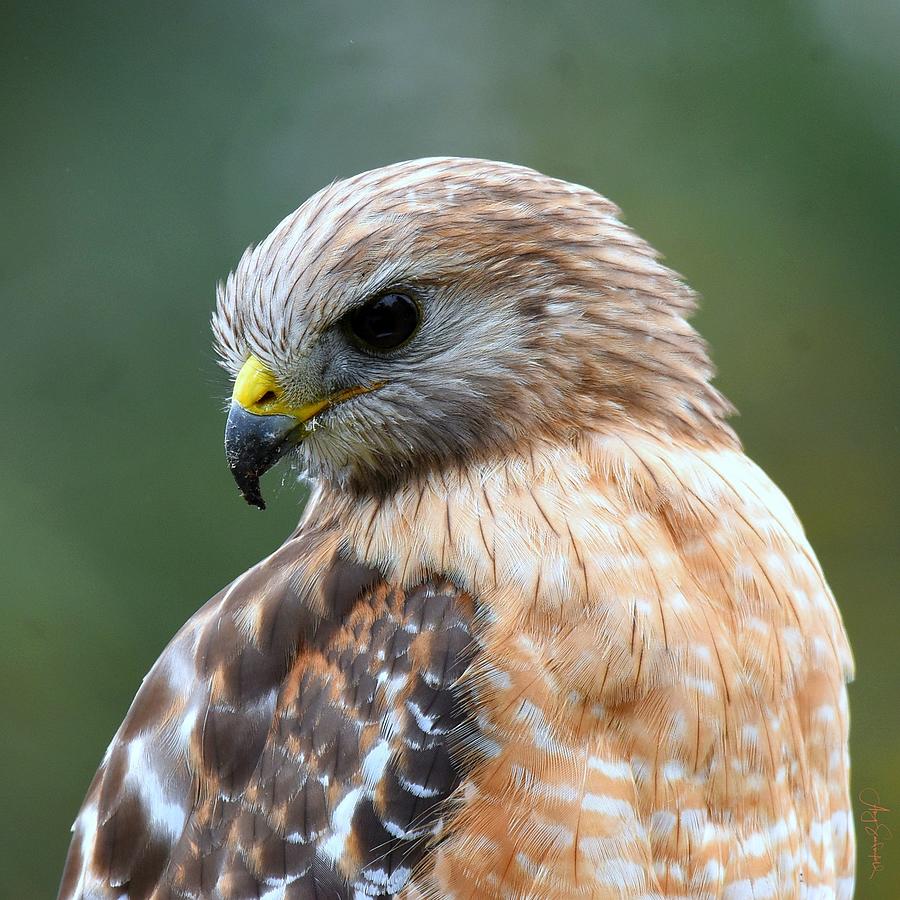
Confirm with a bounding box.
[213,157,731,506]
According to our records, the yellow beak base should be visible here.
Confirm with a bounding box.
[232,355,312,418]
[232,354,378,423]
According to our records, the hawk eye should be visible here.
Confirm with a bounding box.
[345,293,420,352]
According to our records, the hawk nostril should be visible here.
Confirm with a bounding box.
[258,390,278,405]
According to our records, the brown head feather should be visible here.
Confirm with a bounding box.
[213,158,736,493]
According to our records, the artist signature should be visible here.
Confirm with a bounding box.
[859,789,892,879]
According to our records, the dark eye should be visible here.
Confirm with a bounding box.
[345,292,421,351]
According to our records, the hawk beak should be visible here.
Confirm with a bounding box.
[224,355,380,509]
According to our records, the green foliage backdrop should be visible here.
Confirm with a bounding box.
[2,2,897,895]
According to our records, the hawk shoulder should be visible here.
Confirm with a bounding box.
[59,517,483,898]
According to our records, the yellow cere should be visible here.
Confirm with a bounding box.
[232,354,290,415]
[232,354,383,421]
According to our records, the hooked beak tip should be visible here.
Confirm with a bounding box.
[229,467,267,510]
[224,402,300,509]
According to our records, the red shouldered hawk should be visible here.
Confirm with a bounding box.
[59,158,854,899]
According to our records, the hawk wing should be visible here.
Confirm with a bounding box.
[58,519,482,899]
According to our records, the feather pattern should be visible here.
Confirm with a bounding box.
[60,512,484,898]
[331,430,854,898]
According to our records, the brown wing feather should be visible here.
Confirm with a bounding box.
[59,521,482,899]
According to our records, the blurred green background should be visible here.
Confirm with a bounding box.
[2,2,897,896]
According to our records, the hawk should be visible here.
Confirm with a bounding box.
[59,158,854,899]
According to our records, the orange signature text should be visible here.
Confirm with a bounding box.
[859,789,892,879]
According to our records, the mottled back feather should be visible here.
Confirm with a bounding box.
[60,516,484,898]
